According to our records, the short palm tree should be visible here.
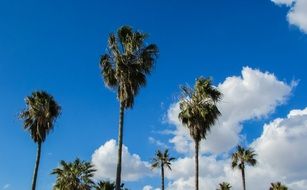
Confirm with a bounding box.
[231,145,257,190]
[19,91,61,190]
[95,180,128,190]
[178,77,222,190]
[100,25,158,190]
[151,149,175,190]
[217,182,232,190]
[269,182,288,190]
[51,158,96,190]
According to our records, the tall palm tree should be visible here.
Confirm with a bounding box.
[269,182,288,190]
[51,158,96,190]
[178,77,222,190]
[151,149,175,190]
[100,25,158,190]
[19,91,61,190]
[217,182,232,190]
[95,180,128,190]
[231,145,257,190]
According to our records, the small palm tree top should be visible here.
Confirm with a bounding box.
[151,149,175,170]
[217,182,232,190]
[178,77,222,142]
[19,91,61,143]
[231,145,257,170]
[100,25,158,108]
[269,182,288,190]
[95,181,128,190]
[51,158,96,190]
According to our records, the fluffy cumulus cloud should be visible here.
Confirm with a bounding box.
[91,139,151,181]
[165,107,307,190]
[271,0,307,33]
[167,67,294,154]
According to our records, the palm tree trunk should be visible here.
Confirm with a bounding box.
[241,165,246,190]
[32,141,41,190]
[195,141,199,190]
[115,102,125,190]
[161,163,165,190]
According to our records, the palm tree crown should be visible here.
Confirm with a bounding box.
[95,181,128,190]
[217,182,232,190]
[231,145,257,170]
[151,149,175,171]
[51,158,96,190]
[269,182,288,190]
[20,91,61,143]
[178,77,222,142]
[100,25,158,108]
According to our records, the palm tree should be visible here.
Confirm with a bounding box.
[217,182,232,190]
[269,182,288,190]
[51,158,96,190]
[95,180,128,190]
[151,149,175,190]
[231,145,257,190]
[100,25,158,190]
[178,77,222,190]
[19,91,61,190]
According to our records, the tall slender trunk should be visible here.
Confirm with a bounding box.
[32,141,41,190]
[241,164,246,190]
[115,102,125,190]
[161,163,165,190]
[195,141,199,190]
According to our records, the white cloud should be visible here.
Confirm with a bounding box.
[2,184,10,190]
[165,107,307,190]
[271,0,307,33]
[271,0,295,6]
[167,67,294,154]
[91,139,151,181]
[148,137,169,149]
[142,185,161,190]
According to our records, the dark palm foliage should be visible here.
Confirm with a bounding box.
[178,77,222,190]
[19,91,61,190]
[217,182,232,190]
[95,180,128,190]
[231,145,257,190]
[269,182,288,190]
[151,149,175,190]
[100,25,158,190]
[51,158,96,190]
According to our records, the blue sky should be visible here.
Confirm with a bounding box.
[1,0,307,189]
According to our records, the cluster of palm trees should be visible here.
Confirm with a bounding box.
[18,25,289,190]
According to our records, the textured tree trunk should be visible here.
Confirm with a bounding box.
[195,141,199,190]
[241,164,246,190]
[32,141,41,190]
[115,102,125,190]
[161,163,165,190]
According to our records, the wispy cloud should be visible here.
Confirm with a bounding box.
[2,184,10,189]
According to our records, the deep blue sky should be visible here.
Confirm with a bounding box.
[0,0,306,189]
